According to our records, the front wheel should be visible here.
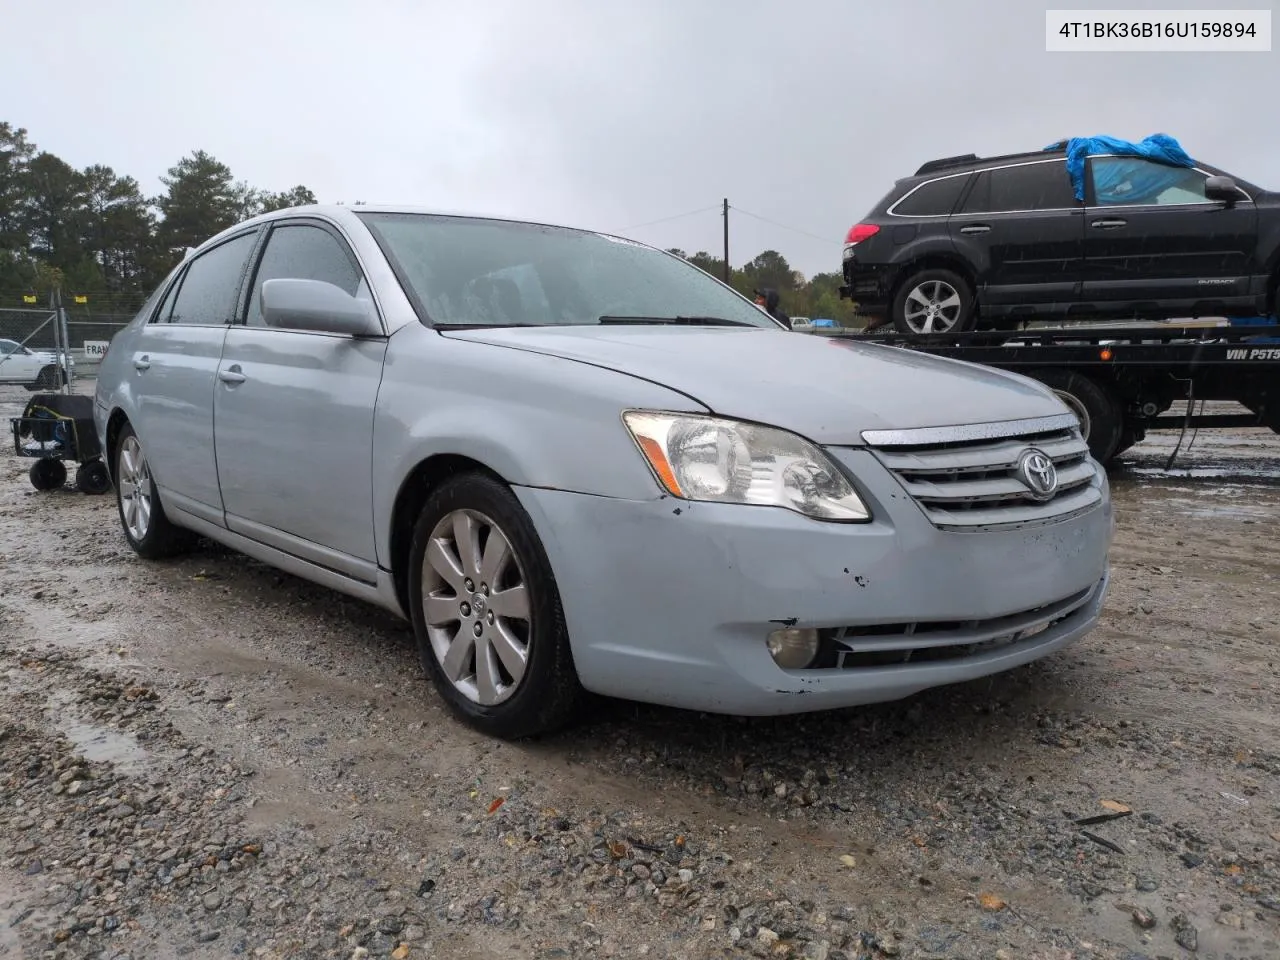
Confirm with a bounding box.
[34,366,66,390]
[891,269,976,336]
[407,473,581,739]
[114,423,195,559]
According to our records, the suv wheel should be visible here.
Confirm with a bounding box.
[892,269,975,336]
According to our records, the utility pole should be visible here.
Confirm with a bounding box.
[721,198,730,283]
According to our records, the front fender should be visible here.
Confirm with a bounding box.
[370,330,707,563]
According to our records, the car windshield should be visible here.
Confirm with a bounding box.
[356,212,779,329]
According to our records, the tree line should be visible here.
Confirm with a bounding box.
[1,120,859,324]
[0,121,317,313]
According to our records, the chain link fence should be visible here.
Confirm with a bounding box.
[0,307,134,387]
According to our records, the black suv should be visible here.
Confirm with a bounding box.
[839,146,1280,336]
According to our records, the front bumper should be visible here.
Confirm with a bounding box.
[515,452,1112,717]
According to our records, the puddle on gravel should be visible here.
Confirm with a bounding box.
[45,691,152,774]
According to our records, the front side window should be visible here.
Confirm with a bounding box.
[166,231,258,325]
[1089,157,1211,206]
[0,339,18,355]
[961,161,1076,214]
[245,223,365,326]
[357,213,779,329]
[893,174,970,216]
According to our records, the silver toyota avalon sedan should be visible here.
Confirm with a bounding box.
[94,205,1113,739]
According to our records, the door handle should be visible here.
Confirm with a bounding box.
[133,355,150,371]
[218,365,246,385]
[959,224,991,234]
[1091,218,1127,229]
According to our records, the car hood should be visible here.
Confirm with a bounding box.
[439,326,1067,443]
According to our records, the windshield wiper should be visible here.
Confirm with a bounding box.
[597,315,755,327]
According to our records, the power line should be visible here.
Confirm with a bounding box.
[729,206,841,245]
[615,205,721,232]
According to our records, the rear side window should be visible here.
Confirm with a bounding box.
[960,161,1075,214]
[166,232,258,325]
[245,223,365,326]
[892,175,970,216]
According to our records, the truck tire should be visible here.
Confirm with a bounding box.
[1026,368,1123,464]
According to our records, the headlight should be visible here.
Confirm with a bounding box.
[622,411,870,522]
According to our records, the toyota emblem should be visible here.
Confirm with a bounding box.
[1016,449,1059,500]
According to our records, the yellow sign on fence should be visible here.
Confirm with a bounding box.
[22,294,37,303]
[73,295,88,304]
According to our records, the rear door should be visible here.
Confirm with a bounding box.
[128,229,259,525]
[949,158,1084,311]
[1081,155,1259,305]
[213,218,388,581]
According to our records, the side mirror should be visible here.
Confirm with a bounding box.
[261,278,380,336]
[1204,175,1239,205]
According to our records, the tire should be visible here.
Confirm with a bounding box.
[1026,368,1124,463]
[34,366,64,390]
[113,422,196,559]
[29,459,67,491]
[75,459,112,495]
[407,472,581,740]
[891,268,976,337]
[1112,425,1146,460]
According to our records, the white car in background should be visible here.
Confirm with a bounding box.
[790,316,814,331]
[0,339,75,390]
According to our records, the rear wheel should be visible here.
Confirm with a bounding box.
[1026,368,1124,463]
[29,459,67,491]
[407,472,581,740]
[114,423,196,559]
[891,269,976,336]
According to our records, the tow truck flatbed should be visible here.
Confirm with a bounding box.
[831,321,1280,463]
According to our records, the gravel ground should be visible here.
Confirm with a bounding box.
[1,382,1278,960]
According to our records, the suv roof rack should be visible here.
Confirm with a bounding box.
[915,154,979,176]
[914,146,1070,177]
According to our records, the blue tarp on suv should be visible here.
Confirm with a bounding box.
[1044,133,1196,202]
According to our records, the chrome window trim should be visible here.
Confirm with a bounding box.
[887,153,1253,219]
[861,413,1081,447]
[885,169,975,218]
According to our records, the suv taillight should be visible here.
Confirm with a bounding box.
[844,224,880,245]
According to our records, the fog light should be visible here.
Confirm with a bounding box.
[766,628,820,669]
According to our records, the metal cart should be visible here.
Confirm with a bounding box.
[10,393,112,494]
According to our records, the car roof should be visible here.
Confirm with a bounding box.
[185,204,630,261]
[912,148,1067,178]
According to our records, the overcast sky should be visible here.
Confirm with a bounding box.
[2,0,1274,277]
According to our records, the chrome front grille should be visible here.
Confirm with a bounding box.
[862,414,1103,531]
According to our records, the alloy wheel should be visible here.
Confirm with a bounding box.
[420,509,532,706]
[118,435,153,541]
[903,280,963,334]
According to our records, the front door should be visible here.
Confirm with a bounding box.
[213,219,388,582]
[949,157,1085,312]
[1081,156,1260,305]
[127,229,259,525]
